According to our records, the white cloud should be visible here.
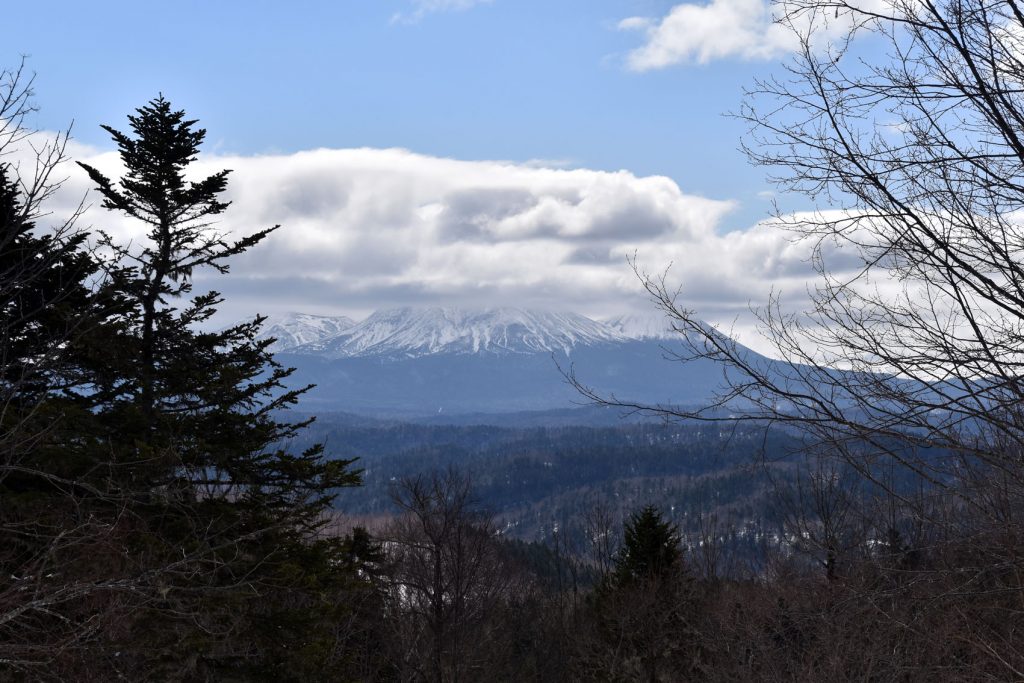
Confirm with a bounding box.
[619,0,798,69]
[20,140,862,353]
[392,0,493,24]
[619,0,894,69]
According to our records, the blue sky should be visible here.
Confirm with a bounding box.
[9,1,779,222]
[5,0,841,338]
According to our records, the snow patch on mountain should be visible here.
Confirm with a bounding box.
[604,311,680,340]
[257,312,357,352]
[295,307,628,358]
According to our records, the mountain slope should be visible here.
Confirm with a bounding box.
[604,311,680,340]
[257,312,356,352]
[269,306,773,417]
[279,341,737,417]
[294,307,627,359]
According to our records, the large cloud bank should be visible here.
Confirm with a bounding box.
[35,142,845,347]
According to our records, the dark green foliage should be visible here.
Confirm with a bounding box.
[0,161,125,672]
[77,96,359,517]
[0,162,96,471]
[70,97,362,678]
[613,505,683,586]
[574,506,700,681]
[0,164,96,401]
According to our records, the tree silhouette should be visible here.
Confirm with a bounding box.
[613,505,683,586]
[76,96,361,678]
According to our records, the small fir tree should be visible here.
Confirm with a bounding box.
[613,505,683,586]
[583,506,699,682]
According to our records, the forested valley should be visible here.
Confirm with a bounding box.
[296,415,787,550]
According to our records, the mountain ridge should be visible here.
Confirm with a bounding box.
[261,306,744,417]
[269,306,681,358]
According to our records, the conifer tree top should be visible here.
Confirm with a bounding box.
[80,96,230,228]
[78,96,274,287]
[614,505,682,584]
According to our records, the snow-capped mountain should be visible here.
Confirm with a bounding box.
[294,307,628,359]
[604,311,680,340]
[257,312,357,353]
[269,305,768,416]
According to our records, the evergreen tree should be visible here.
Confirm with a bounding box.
[0,151,142,674]
[0,158,92,517]
[580,506,698,682]
[613,505,683,586]
[76,96,362,678]
[0,165,95,402]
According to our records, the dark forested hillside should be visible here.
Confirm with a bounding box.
[297,414,795,556]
